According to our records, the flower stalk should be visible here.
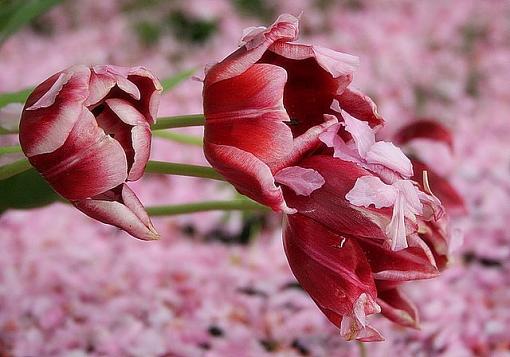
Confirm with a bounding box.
[146,199,268,216]
[145,161,223,181]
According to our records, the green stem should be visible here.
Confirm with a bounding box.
[146,199,268,216]
[0,114,205,135]
[0,158,31,180]
[151,114,205,131]
[153,130,203,146]
[145,160,223,181]
[0,144,22,155]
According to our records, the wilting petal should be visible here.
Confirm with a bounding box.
[84,71,116,107]
[376,284,419,329]
[343,112,375,158]
[204,143,293,213]
[19,66,91,157]
[73,184,159,241]
[284,214,377,329]
[392,179,423,216]
[339,293,383,342]
[29,109,128,200]
[346,176,397,209]
[274,166,325,196]
[365,141,413,178]
[336,88,384,128]
[386,192,408,251]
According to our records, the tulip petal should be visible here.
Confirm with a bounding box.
[365,141,413,178]
[128,125,151,181]
[204,14,299,86]
[29,108,128,200]
[376,285,419,329]
[84,71,116,107]
[73,184,159,241]
[342,112,376,158]
[20,66,91,157]
[204,143,293,213]
[336,87,384,128]
[346,176,397,209]
[395,120,453,150]
[357,237,439,281]
[274,166,325,196]
[25,72,72,110]
[339,293,383,342]
[282,155,390,240]
[284,214,377,322]
[204,63,294,167]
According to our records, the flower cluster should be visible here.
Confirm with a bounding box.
[203,14,455,341]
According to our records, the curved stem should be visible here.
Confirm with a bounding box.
[146,199,268,216]
[153,130,203,146]
[145,160,223,181]
[0,158,31,180]
[151,114,205,130]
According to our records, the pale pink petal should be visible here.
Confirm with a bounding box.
[312,46,360,79]
[128,125,151,181]
[365,141,413,178]
[319,122,361,163]
[274,166,325,196]
[346,176,397,208]
[239,26,268,49]
[104,98,146,125]
[84,72,116,107]
[26,72,72,110]
[340,293,382,341]
[386,193,408,251]
[343,112,375,158]
[73,184,159,241]
[393,180,423,216]
[114,75,141,100]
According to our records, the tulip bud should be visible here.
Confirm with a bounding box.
[19,65,162,240]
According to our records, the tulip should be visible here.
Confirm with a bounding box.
[19,65,162,240]
[203,14,383,212]
[275,114,451,341]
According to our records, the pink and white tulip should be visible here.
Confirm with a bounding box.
[19,65,162,240]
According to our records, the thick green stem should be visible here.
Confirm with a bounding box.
[0,144,22,155]
[153,130,203,146]
[145,160,223,181]
[151,114,205,130]
[146,199,268,216]
[0,158,31,180]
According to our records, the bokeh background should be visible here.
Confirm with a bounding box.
[1,0,509,356]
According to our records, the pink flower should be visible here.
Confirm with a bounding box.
[202,14,382,213]
[19,65,162,240]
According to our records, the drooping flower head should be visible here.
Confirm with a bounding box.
[19,65,162,240]
[202,14,459,342]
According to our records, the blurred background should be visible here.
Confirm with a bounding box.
[0,0,509,356]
